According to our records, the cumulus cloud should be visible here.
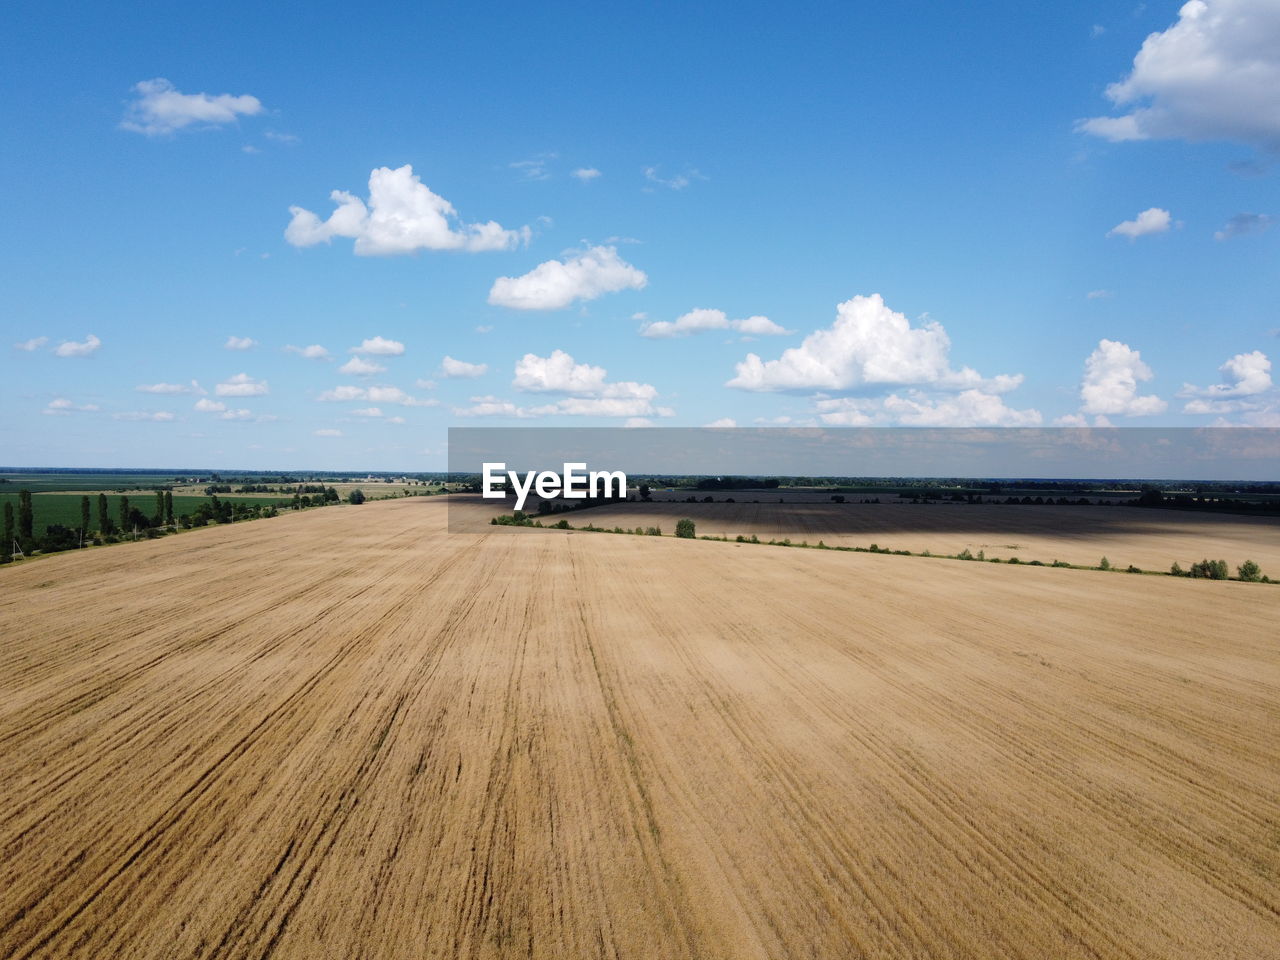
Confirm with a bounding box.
[285,165,529,255]
[704,417,738,428]
[488,245,647,310]
[727,294,1021,395]
[454,349,667,419]
[315,384,437,407]
[225,335,257,350]
[137,380,203,394]
[571,168,602,181]
[121,78,263,136]
[14,337,47,351]
[215,373,268,397]
[53,334,101,358]
[219,409,254,421]
[285,343,331,360]
[350,336,405,356]
[194,398,226,412]
[1214,212,1272,240]
[43,398,99,416]
[640,308,792,339]
[113,411,176,422]
[339,356,386,376]
[452,396,533,418]
[1107,207,1172,239]
[1179,350,1272,407]
[1078,339,1167,417]
[813,391,1041,427]
[439,356,488,378]
[1076,0,1280,151]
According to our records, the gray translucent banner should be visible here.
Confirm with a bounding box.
[446,427,1279,531]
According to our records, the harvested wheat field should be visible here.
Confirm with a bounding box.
[578,496,1280,573]
[1,497,1278,959]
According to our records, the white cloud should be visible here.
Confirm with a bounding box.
[1078,339,1167,417]
[414,378,437,390]
[14,337,47,351]
[314,428,343,437]
[352,407,384,417]
[1107,207,1172,239]
[121,78,263,136]
[215,373,268,397]
[640,308,791,339]
[43,398,99,416]
[1086,289,1114,300]
[454,349,666,419]
[339,356,386,376]
[219,409,254,421]
[315,384,437,406]
[512,350,655,401]
[572,168,602,181]
[1179,350,1272,405]
[813,391,1041,427]
[225,335,257,350]
[194,398,226,412]
[643,166,703,190]
[727,294,1020,394]
[285,165,529,255]
[137,380,203,394]
[350,336,405,356]
[1077,0,1280,151]
[439,356,488,378]
[452,396,533,418]
[53,334,101,358]
[1053,413,1091,427]
[488,245,647,310]
[1214,212,1272,240]
[510,154,555,181]
[624,418,653,428]
[285,343,331,360]
[265,131,299,144]
[113,411,176,422]
[704,418,738,428]
[475,325,493,334]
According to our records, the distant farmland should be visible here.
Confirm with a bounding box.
[0,492,292,534]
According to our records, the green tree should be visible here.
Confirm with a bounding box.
[348,489,366,504]
[164,491,174,526]
[1237,560,1262,582]
[81,495,91,539]
[675,517,696,539]
[2,502,13,561]
[97,492,110,535]
[154,492,165,527]
[639,483,651,501]
[18,489,34,548]
[119,495,130,535]
[1098,556,1111,571]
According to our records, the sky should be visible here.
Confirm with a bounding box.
[2,0,1278,470]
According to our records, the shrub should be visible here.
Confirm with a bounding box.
[1170,562,1184,576]
[1188,558,1229,580]
[1098,556,1111,571]
[675,518,696,539]
[1126,565,1142,574]
[555,519,571,529]
[1237,560,1262,582]
[348,489,366,505]
[645,526,662,536]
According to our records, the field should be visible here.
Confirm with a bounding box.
[0,493,293,534]
[574,495,1280,573]
[1,497,1277,958]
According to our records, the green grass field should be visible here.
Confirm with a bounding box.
[0,493,293,534]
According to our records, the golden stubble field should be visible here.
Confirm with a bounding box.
[1,497,1277,959]
[578,495,1280,572]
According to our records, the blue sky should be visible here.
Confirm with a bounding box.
[2,0,1277,469]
